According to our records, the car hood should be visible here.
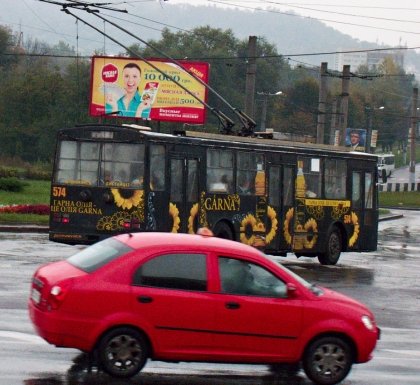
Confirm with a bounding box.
[318,286,373,316]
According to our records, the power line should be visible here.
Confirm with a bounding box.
[208,0,420,38]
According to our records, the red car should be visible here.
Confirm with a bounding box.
[29,230,379,385]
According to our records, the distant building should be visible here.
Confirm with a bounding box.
[334,47,405,71]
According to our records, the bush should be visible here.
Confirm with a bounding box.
[23,169,51,181]
[0,167,17,178]
[0,204,50,215]
[0,177,29,192]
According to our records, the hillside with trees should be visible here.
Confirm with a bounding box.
[0,16,417,164]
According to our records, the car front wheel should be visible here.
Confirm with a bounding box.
[302,336,353,385]
[98,327,149,378]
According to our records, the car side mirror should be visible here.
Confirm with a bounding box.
[287,283,299,298]
[381,169,387,183]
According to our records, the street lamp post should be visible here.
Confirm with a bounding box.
[257,91,282,131]
[366,106,384,153]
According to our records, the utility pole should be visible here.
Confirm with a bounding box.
[329,98,338,145]
[244,36,257,119]
[338,65,350,147]
[409,87,418,183]
[316,62,328,144]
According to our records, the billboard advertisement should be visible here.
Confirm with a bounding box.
[345,128,366,152]
[89,56,209,124]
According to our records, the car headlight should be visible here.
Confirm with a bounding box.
[362,315,374,331]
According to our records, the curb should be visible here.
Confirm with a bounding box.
[0,224,49,233]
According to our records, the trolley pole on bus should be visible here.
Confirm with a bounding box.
[409,88,418,183]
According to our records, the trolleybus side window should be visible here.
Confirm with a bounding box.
[207,149,233,194]
[150,145,166,191]
[170,159,183,202]
[352,172,362,209]
[268,166,280,206]
[55,141,100,185]
[236,152,265,196]
[300,157,321,198]
[365,172,374,209]
[324,159,347,199]
[283,166,294,206]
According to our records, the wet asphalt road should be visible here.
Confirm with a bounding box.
[0,209,419,384]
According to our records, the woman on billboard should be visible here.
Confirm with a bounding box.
[105,63,151,118]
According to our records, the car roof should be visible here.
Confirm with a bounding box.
[114,232,263,258]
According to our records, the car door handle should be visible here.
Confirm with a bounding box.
[137,296,153,303]
[225,302,240,309]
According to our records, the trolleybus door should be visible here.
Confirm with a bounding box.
[350,170,378,251]
[170,157,200,234]
[267,164,295,254]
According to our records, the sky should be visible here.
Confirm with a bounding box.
[172,0,420,49]
[3,0,420,53]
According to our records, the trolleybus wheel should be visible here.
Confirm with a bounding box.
[213,221,233,240]
[318,226,342,265]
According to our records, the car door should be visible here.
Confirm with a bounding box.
[130,252,216,357]
[213,256,303,361]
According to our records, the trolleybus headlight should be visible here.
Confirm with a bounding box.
[79,190,92,202]
[102,192,114,204]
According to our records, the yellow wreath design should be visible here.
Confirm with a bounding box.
[188,203,199,234]
[349,211,360,246]
[303,218,318,249]
[283,208,294,244]
[240,214,257,246]
[169,203,180,233]
[266,206,278,244]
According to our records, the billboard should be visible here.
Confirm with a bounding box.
[89,56,209,124]
[345,128,366,152]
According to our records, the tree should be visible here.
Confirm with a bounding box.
[127,27,285,132]
[270,76,319,137]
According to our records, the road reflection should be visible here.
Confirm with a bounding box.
[24,353,311,385]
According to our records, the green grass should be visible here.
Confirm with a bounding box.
[379,191,420,208]
[0,213,49,224]
[0,180,50,224]
[0,180,50,205]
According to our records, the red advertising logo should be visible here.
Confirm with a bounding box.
[101,63,119,83]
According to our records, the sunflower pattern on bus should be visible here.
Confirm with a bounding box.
[306,205,325,220]
[95,189,145,231]
[331,204,350,220]
[169,203,181,233]
[303,218,318,248]
[283,208,318,250]
[265,206,278,244]
[188,203,199,234]
[111,189,143,210]
[239,214,266,247]
[283,208,294,244]
[347,211,360,246]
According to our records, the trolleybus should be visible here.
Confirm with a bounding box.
[50,124,379,265]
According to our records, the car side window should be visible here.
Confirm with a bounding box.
[218,257,287,298]
[132,253,207,291]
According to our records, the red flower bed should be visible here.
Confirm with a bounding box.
[0,204,50,215]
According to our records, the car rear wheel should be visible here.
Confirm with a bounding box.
[98,327,148,378]
[302,336,352,385]
[318,226,342,265]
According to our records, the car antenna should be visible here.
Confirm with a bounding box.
[39,0,256,136]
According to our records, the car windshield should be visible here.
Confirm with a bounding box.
[264,254,324,296]
[67,238,133,273]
